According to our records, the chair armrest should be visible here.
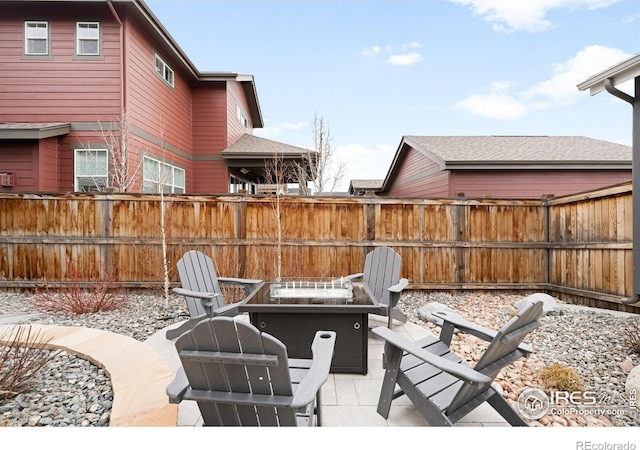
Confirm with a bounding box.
[340,273,363,282]
[166,367,189,404]
[372,326,491,387]
[434,310,535,354]
[172,287,221,302]
[434,310,497,342]
[217,277,263,286]
[387,278,409,294]
[290,330,337,409]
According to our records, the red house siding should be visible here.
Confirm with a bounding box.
[0,1,263,195]
[191,83,228,193]
[124,13,193,154]
[386,147,449,197]
[0,141,37,191]
[0,4,122,123]
[227,81,253,145]
[449,170,633,199]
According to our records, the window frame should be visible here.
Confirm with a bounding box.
[236,105,249,129]
[142,156,185,194]
[74,148,109,192]
[24,21,49,56]
[76,21,101,56]
[154,53,175,88]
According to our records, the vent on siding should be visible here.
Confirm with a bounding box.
[0,173,14,187]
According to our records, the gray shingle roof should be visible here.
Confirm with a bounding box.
[403,135,631,163]
[222,134,313,157]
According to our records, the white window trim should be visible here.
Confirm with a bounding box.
[154,54,175,87]
[74,148,109,192]
[76,22,100,56]
[143,156,185,194]
[24,21,49,56]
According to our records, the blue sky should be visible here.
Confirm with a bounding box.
[146,0,640,191]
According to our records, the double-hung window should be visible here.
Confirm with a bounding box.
[25,21,49,56]
[154,54,174,87]
[143,156,185,194]
[77,22,100,56]
[75,149,109,192]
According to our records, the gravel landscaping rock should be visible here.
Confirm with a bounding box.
[1,290,639,427]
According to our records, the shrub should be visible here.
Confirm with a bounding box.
[0,326,60,401]
[33,261,128,314]
[622,319,640,355]
[539,363,584,393]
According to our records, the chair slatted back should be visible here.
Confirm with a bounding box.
[362,247,402,308]
[176,317,297,426]
[447,300,543,414]
[176,250,225,317]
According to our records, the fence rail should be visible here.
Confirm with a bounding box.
[0,182,637,313]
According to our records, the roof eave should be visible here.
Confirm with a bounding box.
[0,123,71,140]
[446,161,632,170]
[577,52,640,96]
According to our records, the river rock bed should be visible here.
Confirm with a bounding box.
[401,292,640,427]
[1,290,639,427]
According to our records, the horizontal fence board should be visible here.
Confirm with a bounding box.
[0,183,638,313]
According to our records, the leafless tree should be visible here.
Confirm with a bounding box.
[296,114,347,195]
[263,151,290,282]
[97,110,143,192]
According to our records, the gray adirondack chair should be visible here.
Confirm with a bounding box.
[344,246,409,328]
[166,316,336,426]
[372,298,543,426]
[166,250,262,340]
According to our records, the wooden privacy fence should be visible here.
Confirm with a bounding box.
[0,182,637,313]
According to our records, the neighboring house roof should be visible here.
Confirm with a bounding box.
[222,134,312,158]
[222,134,316,184]
[348,179,384,195]
[381,135,632,192]
[0,123,71,140]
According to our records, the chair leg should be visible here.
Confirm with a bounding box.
[487,391,529,426]
[376,344,403,419]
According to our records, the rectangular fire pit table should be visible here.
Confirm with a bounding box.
[238,279,382,374]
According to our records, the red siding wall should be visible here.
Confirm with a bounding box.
[37,137,60,191]
[449,170,633,199]
[191,83,229,193]
[227,81,253,146]
[0,142,37,191]
[0,4,122,123]
[123,11,193,160]
[386,146,450,197]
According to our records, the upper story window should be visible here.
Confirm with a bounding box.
[236,105,248,129]
[143,156,185,194]
[154,54,174,87]
[76,22,100,56]
[25,21,49,55]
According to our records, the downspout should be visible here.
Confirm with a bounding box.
[605,77,640,304]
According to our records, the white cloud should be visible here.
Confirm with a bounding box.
[386,52,422,66]
[449,0,623,32]
[253,121,308,139]
[362,42,423,66]
[402,41,422,50]
[361,46,381,58]
[456,81,528,120]
[456,45,633,120]
[524,45,632,105]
